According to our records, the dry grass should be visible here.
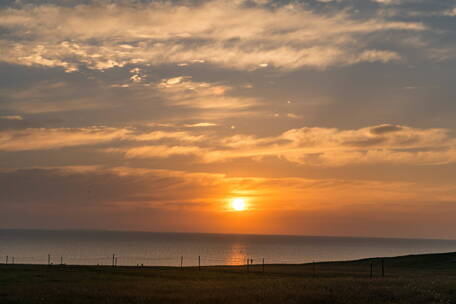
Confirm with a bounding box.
[1,252,456,304]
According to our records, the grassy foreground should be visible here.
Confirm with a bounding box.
[1,252,456,304]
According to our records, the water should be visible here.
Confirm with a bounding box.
[1,229,455,266]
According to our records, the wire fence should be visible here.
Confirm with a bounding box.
[0,253,396,278]
[0,254,311,267]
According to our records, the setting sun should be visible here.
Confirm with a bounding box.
[231,198,246,211]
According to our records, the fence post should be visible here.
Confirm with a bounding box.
[198,256,201,271]
[262,258,265,274]
[5,256,8,265]
[112,254,115,267]
[48,254,50,266]
[370,260,373,278]
[60,256,63,265]
[381,258,385,277]
[180,256,183,269]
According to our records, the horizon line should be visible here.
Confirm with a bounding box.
[1,227,456,242]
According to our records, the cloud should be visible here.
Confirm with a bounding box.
[123,145,203,159]
[159,76,190,87]
[184,122,217,128]
[0,0,425,72]
[240,124,455,166]
[0,115,23,121]
[0,166,217,208]
[157,76,257,109]
[369,124,403,135]
[0,127,130,151]
[132,131,206,143]
[1,80,114,114]
[2,166,454,210]
[2,124,455,167]
[115,124,456,166]
[372,0,401,4]
[444,8,456,17]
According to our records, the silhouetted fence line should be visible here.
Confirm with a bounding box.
[0,254,389,277]
[4,255,258,265]
[0,254,265,267]
[0,254,327,266]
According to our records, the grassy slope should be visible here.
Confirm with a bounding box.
[1,252,456,304]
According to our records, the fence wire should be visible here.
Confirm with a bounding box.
[0,254,320,267]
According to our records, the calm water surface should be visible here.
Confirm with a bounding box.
[1,229,455,266]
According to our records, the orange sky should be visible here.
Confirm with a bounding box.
[1,0,456,238]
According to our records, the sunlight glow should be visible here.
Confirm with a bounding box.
[231,198,246,211]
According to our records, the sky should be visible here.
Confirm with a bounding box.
[1,0,456,239]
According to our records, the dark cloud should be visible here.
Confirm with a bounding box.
[370,124,403,135]
[0,167,221,207]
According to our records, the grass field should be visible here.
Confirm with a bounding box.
[1,252,456,304]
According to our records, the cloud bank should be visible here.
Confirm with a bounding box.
[0,0,425,71]
[2,124,455,167]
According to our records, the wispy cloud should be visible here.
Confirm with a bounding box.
[0,115,23,120]
[156,76,257,109]
[123,145,204,159]
[184,122,217,128]
[0,0,425,72]
[0,127,130,151]
[113,124,456,166]
[133,130,206,143]
[2,124,455,166]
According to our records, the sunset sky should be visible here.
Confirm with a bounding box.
[1,0,456,238]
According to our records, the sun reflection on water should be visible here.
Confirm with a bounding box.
[226,243,247,265]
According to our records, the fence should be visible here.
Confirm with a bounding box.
[0,254,388,277]
[0,254,284,267]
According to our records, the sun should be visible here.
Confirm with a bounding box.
[231,198,246,211]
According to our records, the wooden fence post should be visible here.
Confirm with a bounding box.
[262,258,265,274]
[112,254,115,267]
[180,256,183,269]
[5,255,8,265]
[370,260,373,278]
[60,256,63,265]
